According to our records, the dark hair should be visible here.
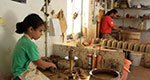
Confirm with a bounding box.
[16,13,44,34]
[105,9,118,16]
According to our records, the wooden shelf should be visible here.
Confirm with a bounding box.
[113,17,150,20]
[115,8,150,10]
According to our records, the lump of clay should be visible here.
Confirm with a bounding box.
[57,60,75,70]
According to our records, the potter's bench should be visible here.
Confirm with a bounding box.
[40,43,125,80]
[52,43,125,74]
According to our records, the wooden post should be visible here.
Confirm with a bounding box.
[104,0,107,14]
[45,0,49,57]
[97,10,104,38]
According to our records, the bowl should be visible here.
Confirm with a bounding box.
[90,69,120,80]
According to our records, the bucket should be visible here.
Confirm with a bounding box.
[122,59,132,80]
[90,69,120,80]
[124,59,132,72]
[130,52,142,66]
[144,54,150,68]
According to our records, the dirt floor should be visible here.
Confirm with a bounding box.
[128,66,150,80]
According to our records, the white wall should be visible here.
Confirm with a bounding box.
[87,0,97,39]
[114,0,150,29]
[0,0,67,79]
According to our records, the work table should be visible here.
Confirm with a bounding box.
[52,43,125,74]
[112,29,150,43]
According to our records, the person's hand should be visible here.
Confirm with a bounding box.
[33,59,57,70]
[119,29,123,32]
[47,62,57,69]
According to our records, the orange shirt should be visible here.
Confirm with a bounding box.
[100,16,114,34]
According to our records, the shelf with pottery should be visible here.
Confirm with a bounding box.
[113,8,150,20]
[114,7,150,21]
[113,6,150,33]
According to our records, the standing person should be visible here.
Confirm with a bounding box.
[100,9,123,40]
[11,13,56,80]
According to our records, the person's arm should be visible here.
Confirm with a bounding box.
[106,16,123,32]
[113,25,123,32]
[32,59,56,69]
